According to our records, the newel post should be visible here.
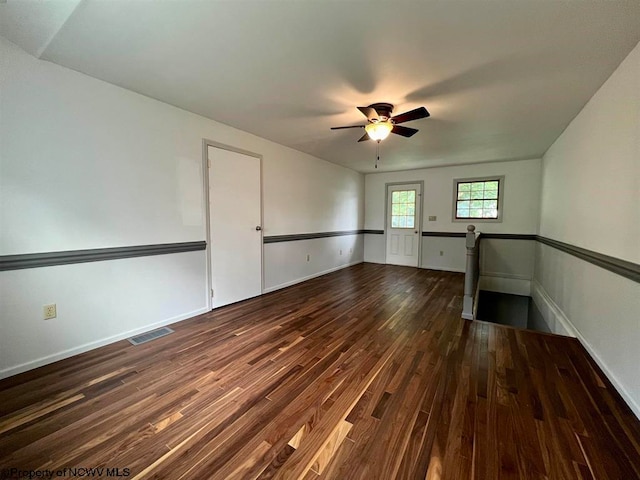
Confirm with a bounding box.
[464,224,476,297]
[462,224,477,319]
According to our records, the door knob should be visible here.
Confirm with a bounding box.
[255,226,262,231]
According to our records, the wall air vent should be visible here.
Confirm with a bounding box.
[127,327,174,345]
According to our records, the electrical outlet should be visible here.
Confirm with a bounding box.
[43,303,57,320]
[439,251,444,256]
[339,249,343,255]
[429,216,437,221]
[306,254,310,262]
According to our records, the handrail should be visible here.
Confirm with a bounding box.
[462,225,481,320]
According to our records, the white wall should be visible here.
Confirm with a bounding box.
[364,158,542,293]
[264,155,364,237]
[535,43,640,417]
[0,37,364,377]
[539,44,639,264]
[364,159,541,235]
[0,253,208,376]
[480,239,536,296]
[264,235,364,293]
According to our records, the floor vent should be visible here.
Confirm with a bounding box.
[128,327,174,346]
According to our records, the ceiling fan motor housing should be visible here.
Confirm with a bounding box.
[368,103,394,122]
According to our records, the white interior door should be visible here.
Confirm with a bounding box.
[385,183,421,267]
[208,146,262,308]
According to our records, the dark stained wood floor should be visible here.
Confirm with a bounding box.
[1,264,639,479]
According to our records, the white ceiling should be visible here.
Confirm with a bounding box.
[2,1,639,173]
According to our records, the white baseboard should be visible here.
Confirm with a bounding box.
[530,280,577,337]
[0,307,210,380]
[263,260,364,294]
[531,279,640,420]
[479,275,531,296]
[422,265,465,273]
[363,259,386,265]
[481,271,531,280]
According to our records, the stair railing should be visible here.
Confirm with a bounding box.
[462,224,481,320]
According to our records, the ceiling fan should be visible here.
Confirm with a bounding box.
[331,103,430,142]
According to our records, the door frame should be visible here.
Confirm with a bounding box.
[384,181,424,267]
[202,139,264,310]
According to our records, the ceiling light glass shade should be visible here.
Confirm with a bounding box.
[365,121,393,141]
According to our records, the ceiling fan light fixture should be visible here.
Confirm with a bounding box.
[365,121,393,141]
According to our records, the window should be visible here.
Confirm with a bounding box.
[391,190,416,228]
[453,176,504,222]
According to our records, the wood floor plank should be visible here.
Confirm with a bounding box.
[1,264,639,479]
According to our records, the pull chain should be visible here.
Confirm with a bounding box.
[375,140,380,169]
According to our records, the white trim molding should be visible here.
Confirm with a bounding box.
[480,274,531,296]
[422,265,465,273]
[531,280,577,337]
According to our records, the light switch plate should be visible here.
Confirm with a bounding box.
[428,216,437,221]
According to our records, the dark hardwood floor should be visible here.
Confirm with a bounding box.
[1,263,639,479]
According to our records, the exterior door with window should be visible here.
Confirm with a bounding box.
[385,183,421,267]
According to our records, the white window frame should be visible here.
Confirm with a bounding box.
[390,189,417,229]
[452,175,504,223]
